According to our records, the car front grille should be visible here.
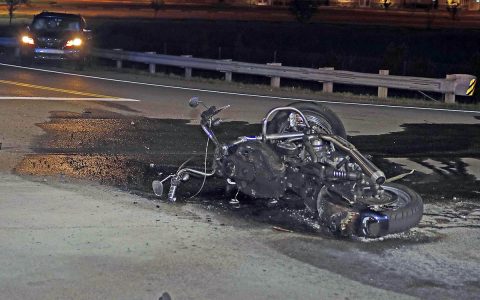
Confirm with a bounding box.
[36,37,64,48]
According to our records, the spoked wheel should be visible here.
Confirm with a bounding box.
[267,102,347,138]
[317,183,423,238]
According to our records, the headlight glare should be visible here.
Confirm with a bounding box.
[66,38,82,47]
[21,36,34,45]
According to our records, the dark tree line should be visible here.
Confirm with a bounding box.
[4,0,29,25]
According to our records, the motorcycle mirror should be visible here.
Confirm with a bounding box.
[152,180,164,197]
[188,97,200,108]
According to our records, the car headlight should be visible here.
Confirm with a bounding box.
[21,35,34,45]
[66,38,82,47]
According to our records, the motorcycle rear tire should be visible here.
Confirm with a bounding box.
[267,102,347,139]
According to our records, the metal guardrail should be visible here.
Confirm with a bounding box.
[91,48,478,103]
[93,48,444,90]
[1,37,476,102]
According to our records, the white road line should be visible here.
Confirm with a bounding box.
[0,97,140,102]
[1,62,478,114]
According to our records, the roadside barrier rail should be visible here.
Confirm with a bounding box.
[91,48,480,103]
[1,37,475,103]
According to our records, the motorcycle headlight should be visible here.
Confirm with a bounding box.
[21,35,34,45]
[66,38,82,47]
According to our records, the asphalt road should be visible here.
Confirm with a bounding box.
[1,62,478,133]
[0,62,479,299]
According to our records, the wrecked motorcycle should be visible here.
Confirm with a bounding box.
[152,98,423,238]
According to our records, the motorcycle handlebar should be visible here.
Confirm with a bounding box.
[201,105,230,122]
[201,106,218,121]
[197,103,231,148]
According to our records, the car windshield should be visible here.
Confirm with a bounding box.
[31,16,80,32]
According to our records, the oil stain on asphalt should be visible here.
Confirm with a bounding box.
[14,109,480,235]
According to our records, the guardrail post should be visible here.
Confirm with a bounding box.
[445,74,456,103]
[182,55,192,79]
[322,67,334,93]
[267,63,282,88]
[146,52,156,74]
[14,47,20,58]
[378,70,389,98]
[222,59,232,82]
[113,49,122,69]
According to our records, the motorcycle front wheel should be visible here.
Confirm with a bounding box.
[266,102,347,138]
[377,183,424,235]
[318,183,423,238]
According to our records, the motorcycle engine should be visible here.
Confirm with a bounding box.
[225,141,287,199]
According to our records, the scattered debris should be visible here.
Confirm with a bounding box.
[272,226,293,233]
[386,169,415,183]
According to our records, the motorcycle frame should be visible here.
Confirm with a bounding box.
[177,106,385,185]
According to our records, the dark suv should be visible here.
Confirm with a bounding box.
[19,12,91,67]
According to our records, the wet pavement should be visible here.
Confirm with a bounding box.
[349,122,480,201]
